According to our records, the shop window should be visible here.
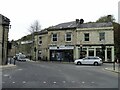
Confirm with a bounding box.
[99,32,105,41]
[65,33,72,42]
[84,33,89,41]
[52,33,57,41]
[89,50,94,56]
[79,48,87,59]
[107,48,112,61]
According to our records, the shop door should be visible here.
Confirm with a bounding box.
[89,50,94,56]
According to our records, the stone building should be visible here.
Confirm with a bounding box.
[0,14,10,65]
[35,19,114,62]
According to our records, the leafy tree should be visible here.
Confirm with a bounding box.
[96,15,115,23]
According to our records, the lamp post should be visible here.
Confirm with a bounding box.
[80,40,83,59]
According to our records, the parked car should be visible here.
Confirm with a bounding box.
[74,56,103,66]
[13,53,27,62]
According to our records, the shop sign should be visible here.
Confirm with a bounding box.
[49,46,74,50]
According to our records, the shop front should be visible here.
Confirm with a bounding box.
[78,45,114,62]
[49,45,74,62]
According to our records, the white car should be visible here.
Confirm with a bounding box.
[14,53,27,62]
[74,56,103,66]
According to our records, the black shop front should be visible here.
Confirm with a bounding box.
[49,46,74,62]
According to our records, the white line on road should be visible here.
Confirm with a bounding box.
[3,74,9,77]
[53,82,56,84]
[62,81,66,83]
[12,82,15,84]
[22,81,26,84]
[18,69,23,71]
[82,81,85,84]
[43,81,46,84]
[91,82,95,84]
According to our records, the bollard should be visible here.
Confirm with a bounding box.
[10,58,11,64]
[14,59,16,65]
[113,62,115,70]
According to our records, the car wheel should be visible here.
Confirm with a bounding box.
[77,62,81,65]
[94,62,98,66]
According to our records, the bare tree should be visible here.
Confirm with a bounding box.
[28,20,41,61]
[29,20,41,33]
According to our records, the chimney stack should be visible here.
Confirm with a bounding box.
[76,19,79,24]
[80,19,84,24]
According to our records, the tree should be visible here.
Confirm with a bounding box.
[29,20,41,34]
[96,15,115,23]
[28,20,41,61]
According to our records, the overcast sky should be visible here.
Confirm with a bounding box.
[0,0,119,41]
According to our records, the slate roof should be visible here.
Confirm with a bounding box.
[48,21,113,30]
[37,29,48,35]
[48,21,76,30]
[77,22,113,28]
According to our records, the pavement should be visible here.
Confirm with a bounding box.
[0,63,16,69]
[104,63,120,73]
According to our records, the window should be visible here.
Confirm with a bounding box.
[39,36,42,39]
[99,32,105,41]
[66,33,72,42]
[39,36,42,45]
[84,33,89,41]
[39,41,42,44]
[52,33,57,41]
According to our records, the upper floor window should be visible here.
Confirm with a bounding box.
[39,41,42,45]
[39,36,42,39]
[99,32,105,41]
[39,36,42,45]
[84,33,89,41]
[52,33,57,41]
[65,33,72,42]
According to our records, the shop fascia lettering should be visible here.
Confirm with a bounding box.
[49,45,74,50]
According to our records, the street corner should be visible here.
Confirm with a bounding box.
[104,67,120,73]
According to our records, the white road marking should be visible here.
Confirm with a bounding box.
[22,81,26,84]
[53,82,56,84]
[3,74,9,77]
[18,69,23,71]
[12,82,15,84]
[43,81,46,84]
[91,82,95,84]
[62,81,66,83]
[82,81,85,84]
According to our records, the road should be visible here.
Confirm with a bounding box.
[2,61,118,89]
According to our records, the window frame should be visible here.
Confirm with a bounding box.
[65,32,72,42]
[39,36,42,45]
[52,33,58,42]
[84,33,89,41]
[99,32,105,41]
